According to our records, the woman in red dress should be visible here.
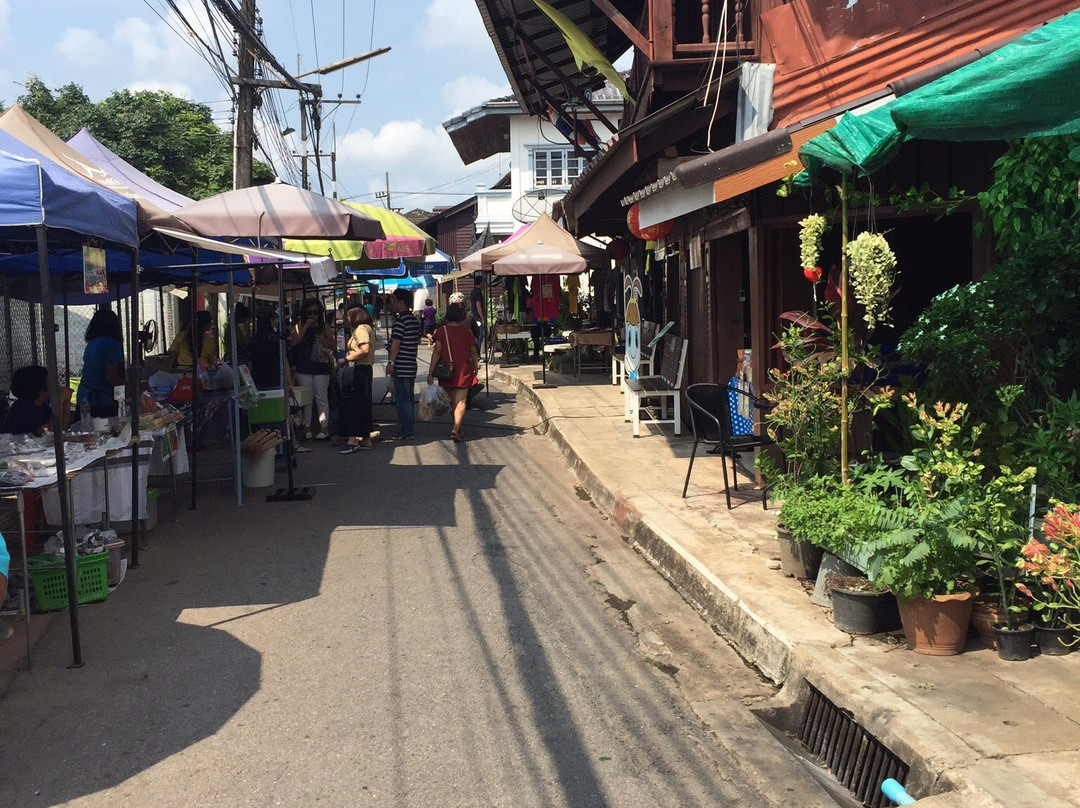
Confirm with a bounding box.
[428,303,480,442]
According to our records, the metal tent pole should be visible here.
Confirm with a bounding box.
[228,264,243,506]
[266,262,313,502]
[129,249,141,568]
[36,226,83,667]
[189,278,198,510]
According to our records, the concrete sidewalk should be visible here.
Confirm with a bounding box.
[490,360,1080,808]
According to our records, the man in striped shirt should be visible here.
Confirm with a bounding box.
[386,289,422,440]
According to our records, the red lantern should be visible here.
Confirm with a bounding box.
[627,204,674,241]
[803,266,823,283]
[607,238,630,260]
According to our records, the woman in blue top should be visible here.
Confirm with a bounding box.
[77,307,125,419]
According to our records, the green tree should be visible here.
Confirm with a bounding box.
[15,76,272,198]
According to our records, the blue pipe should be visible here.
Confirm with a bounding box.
[881,778,916,805]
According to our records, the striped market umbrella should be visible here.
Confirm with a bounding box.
[286,201,436,266]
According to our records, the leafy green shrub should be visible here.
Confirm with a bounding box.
[778,475,881,556]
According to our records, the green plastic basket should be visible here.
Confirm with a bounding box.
[28,553,110,612]
[248,389,286,424]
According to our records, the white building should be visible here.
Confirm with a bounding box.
[443,84,623,239]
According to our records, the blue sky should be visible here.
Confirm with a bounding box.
[0,0,513,211]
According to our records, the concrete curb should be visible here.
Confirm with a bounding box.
[501,368,795,682]
[494,368,1055,808]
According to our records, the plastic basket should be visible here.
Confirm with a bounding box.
[105,540,126,587]
[28,553,110,612]
[248,389,286,424]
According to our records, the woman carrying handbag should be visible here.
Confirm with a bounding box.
[427,302,479,442]
[338,304,376,453]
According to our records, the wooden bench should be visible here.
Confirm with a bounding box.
[611,320,659,385]
[623,333,689,437]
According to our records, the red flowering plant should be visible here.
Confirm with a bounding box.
[1016,502,1080,632]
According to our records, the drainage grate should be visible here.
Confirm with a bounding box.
[796,686,910,808]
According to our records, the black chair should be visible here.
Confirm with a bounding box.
[682,383,774,509]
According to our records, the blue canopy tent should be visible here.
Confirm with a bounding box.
[0,139,140,668]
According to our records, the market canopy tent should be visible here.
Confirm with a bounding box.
[173,182,390,501]
[800,10,1080,177]
[459,213,606,275]
[0,105,186,237]
[67,127,194,211]
[0,139,138,249]
[0,138,140,667]
[286,202,436,269]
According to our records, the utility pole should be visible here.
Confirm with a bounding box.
[376,171,393,210]
[211,0,388,193]
[299,100,309,190]
[234,0,256,189]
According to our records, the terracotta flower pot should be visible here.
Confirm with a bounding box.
[897,592,975,656]
[971,598,1030,650]
[970,599,1006,649]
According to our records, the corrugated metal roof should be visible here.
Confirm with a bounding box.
[473,0,642,119]
[764,0,1080,128]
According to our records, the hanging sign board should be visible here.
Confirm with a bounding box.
[83,245,108,295]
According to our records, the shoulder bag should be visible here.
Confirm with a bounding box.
[432,327,453,380]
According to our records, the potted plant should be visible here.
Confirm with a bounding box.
[971,463,1039,660]
[827,573,902,635]
[773,478,838,579]
[864,394,986,655]
[1016,502,1080,655]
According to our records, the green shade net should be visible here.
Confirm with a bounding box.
[798,9,1080,177]
[799,105,906,178]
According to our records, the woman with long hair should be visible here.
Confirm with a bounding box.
[77,307,125,419]
[338,304,376,453]
[289,298,334,440]
[427,302,479,443]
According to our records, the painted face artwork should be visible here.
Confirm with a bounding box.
[624,273,643,376]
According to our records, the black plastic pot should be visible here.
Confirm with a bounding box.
[993,623,1036,661]
[830,585,901,635]
[776,525,824,580]
[1035,625,1076,656]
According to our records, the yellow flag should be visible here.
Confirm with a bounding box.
[532,0,631,102]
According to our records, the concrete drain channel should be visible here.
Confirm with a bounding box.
[756,684,913,808]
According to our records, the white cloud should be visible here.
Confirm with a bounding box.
[419,0,494,52]
[127,80,195,99]
[0,0,11,50]
[51,4,219,102]
[442,75,511,116]
[335,119,504,210]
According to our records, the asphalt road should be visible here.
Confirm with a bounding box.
[0,382,823,807]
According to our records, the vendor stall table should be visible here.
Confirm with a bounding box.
[0,425,150,669]
[569,329,617,379]
[494,330,533,365]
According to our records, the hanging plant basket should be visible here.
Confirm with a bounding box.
[845,231,897,329]
[798,214,827,279]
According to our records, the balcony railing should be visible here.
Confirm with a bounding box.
[674,0,755,56]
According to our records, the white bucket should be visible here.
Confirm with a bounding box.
[242,449,277,488]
